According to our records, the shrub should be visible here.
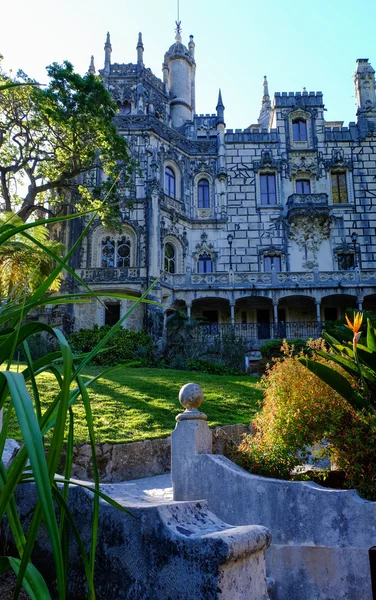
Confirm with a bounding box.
[329,409,376,500]
[68,324,153,365]
[237,341,351,480]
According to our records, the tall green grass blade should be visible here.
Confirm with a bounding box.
[0,557,51,600]
[0,372,66,598]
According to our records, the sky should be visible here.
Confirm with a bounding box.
[1,0,376,130]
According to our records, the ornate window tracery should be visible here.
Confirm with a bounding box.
[164,242,176,273]
[337,253,355,271]
[198,253,213,274]
[101,236,131,268]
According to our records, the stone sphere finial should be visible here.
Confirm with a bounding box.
[179,383,204,410]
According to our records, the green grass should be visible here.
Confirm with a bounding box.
[7,366,262,444]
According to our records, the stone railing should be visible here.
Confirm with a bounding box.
[287,193,329,221]
[79,267,142,284]
[194,321,322,341]
[162,269,372,290]
[172,383,376,600]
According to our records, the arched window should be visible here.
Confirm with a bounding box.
[198,253,213,274]
[164,243,175,273]
[116,237,131,267]
[164,167,176,198]
[292,118,307,142]
[101,237,131,268]
[198,179,210,208]
[118,101,131,115]
[296,179,311,194]
[101,238,115,268]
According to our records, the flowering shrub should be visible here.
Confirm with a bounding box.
[237,341,352,479]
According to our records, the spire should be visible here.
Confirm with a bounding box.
[137,32,144,66]
[88,56,96,75]
[258,75,272,130]
[188,34,195,58]
[216,89,225,125]
[175,0,182,42]
[104,32,112,76]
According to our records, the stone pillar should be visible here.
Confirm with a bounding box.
[315,299,321,323]
[357,297,363,311]
[186,303,192,319]
[230,302,235,325]
[171,383,212,502]
[273,300,278,324]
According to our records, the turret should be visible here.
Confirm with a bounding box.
[104,32,112,77]
[354,59,376,119]
[258,76,272,130]
[163,23,196,129]
[216,88,225,126]
[88,56,96,75]
[137,32,144,67]
[215,89,227,217]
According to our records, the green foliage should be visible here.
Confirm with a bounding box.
[68,324,153,366]
[237,342,349,480]
[6,366,262,445]
[300,317,376,411]
[237,339,376,500]
[0,58,134,224]
[259,338,308,375]
[0,208,157,597]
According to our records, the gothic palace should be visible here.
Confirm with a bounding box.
[70,27,376,344]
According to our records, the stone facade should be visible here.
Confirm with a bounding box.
[70,30,376,341]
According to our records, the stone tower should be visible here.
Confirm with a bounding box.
[163,24,196,129]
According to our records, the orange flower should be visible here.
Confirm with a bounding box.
[345,312,363,334]
[345,312,363,348]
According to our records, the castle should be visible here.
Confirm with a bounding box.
[71,26,376,344]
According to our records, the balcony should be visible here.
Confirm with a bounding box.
[79,267,143,284]
[194,321,323,342]
[286,193,329,222]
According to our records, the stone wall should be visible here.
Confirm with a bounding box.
[69,423,250,482]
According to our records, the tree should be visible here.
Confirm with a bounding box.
[0,213,64,298]
[0,59,133,223]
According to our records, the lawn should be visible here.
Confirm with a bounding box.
[7,366,262,445]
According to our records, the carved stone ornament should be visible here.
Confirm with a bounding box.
[253,149,284,173]
[288,215,331,270]
[289,152,317,177]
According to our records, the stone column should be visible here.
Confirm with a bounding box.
[272,300,278,338]
[357,297,363,311]
[230,302,235,325]
[315,299,321,323]
[186,302,192,319]
[171,383,212,502]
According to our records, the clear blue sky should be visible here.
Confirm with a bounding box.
[2,0,376,129]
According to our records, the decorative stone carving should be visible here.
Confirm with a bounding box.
[288,216,331,270]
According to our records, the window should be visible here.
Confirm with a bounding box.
[118,101,131,115]
[337,253,355,271]
[164,167,175,198]
[296,179,311,194]
[198,179,210,208]
[105,302,120,326]
[264,255,281,272]
[101,237,131,268]
[331,171,348,203]
[198,253,213,274]
[164,243,175,273]
[260,173,277,205]
[292,118,307,142]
